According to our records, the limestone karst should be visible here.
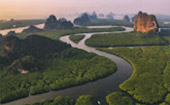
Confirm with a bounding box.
[134,11,159,33]
[22,25,43,33]
[74,13,91,24]
[44,15,73,30]
[123,15,130,22]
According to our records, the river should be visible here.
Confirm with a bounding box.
[0,24,115,36]
[0,24,44,36]
[2,26,133,105]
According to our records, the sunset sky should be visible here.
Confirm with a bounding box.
[0,0,170,20]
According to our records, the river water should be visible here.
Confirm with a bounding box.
[0,24,44,35]
[2,26,133,105]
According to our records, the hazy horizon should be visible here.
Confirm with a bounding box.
[0,0,170,20]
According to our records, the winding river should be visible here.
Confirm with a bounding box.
[3,26,133,105]
[0,24,44,36]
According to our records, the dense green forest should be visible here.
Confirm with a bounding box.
[106,92,133,105]
[0,35,116,103]
[26,95,96,105]
[98,46,170,105]
[86,32,168,47]
[18,27,125,40]
[69,35,85,43]
[0,19,45,30]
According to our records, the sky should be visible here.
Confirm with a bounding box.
[0,0,170,20]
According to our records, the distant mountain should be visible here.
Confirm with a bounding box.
[74,12,98,24]
[89,11,98,21]
[22,25,43,33]
[58,18,67,22]
[44,15,73,30]
[123,15,130,22]
[99,13,105,18]
[132,15,137,23]
[115,13,170,22]
[106,12,115,20]
[155,14,170,22]
[6,31,17,36]
[74,13,91,24]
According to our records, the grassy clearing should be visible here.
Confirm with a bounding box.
[69,35,85,43]
[86,32,168,47]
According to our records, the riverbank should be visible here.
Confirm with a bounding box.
[2,26,133,105]
[99,46,170,104]
[85,31,169,47]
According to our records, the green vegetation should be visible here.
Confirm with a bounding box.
[0,35,116,103]
[165,94,170,104]
[99,46,170,104]
[25,96,74,105]
[162,36,170,43]
[0,89,29,104]
[160,29,170,43]
[69,35,85,43]
[17,27,125,40]
[160,29,170,36]
[86,32,168,47]
[159,102,169,105]
[106,92,133,105]
[75,19,133,27]
[75,95,94,105]
[0,19,45,30]
[26,95,95,105]
[159,94,170,105]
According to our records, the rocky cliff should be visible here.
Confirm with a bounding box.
[134,11,159,33]
[44,15,57,30]
[123,15,130,22]
[44,15,73,30]
[132,15,137,23]
[74,13,90,24]
[89,11,98,21]
[6,31,17,36]
[22,25,43,33]
[106,12,114,20]
[74,12,99,25]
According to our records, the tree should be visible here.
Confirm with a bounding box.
[75,95,94,105]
